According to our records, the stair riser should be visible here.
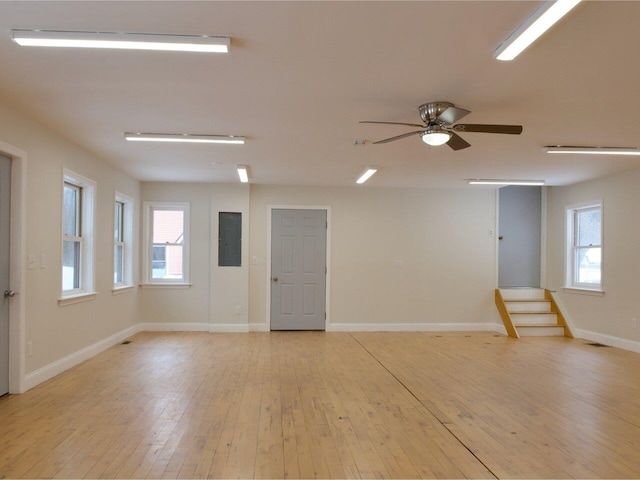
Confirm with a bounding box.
[499,288,545,301]
[512,313,558,325]
[506,301,551,313]
[517,326,565,337]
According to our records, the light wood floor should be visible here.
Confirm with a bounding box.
[1,332,640,479]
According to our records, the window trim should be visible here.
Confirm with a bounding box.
[564,200,604,293]
[60,169,96,303]
[142,201,190,286]
[113,191,135,292]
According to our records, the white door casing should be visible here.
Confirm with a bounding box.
[270,208,328,330]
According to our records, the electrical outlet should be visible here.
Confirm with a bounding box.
[394,260,403,268]
[27,341,33,357]
[235,305,242,315]
[632,318,638,329]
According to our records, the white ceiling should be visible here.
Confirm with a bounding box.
[0,1,638,188]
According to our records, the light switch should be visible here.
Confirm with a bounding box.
[27,254,35,270]
[40,254,46,269]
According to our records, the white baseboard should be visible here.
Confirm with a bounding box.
[24,324,138,391]
[575,328,640,353]
[139,322,250,333]
[210,324,249,333]
[327,322,505,333]
[21,320,506,393]
[138,322,209,332]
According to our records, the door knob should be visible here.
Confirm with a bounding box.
[498,236,504,240]
[4,290,16,298]
[272,277,278,282]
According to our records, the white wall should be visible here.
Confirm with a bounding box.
[139,182,251,331]
[249,185,500,330]
[211,184,250,330]
[547,170,640,346]
[0,100,140,379]
[138,182,211,327]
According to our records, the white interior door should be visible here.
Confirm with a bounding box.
[498,185,542,288]
[0,154,11,396]
[270,209,327,330]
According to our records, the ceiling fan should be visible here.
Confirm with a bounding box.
[360,101,523,150]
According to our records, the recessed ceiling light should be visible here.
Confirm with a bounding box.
[356,167,378,184]
[494,0,582,61]
[544,146,640,156]
[468,179,545,186]
[12,29,230,53]
[237,165,249,183]
[124,133,245,144]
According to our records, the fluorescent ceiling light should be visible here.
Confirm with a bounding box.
[12,30,230,53]
[545,146,640,156]
[494,0,582,61]
[421,127,451,146]
[469,179,545,186]
[356,167,378,184]
[237,166,249,183]
[125,133,245,144]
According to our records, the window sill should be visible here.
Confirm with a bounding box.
[563,287,605,297]
[58,292,98,306]
[112,285,135,295]
[139,283,192,290]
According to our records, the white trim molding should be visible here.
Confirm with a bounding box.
[266,205,331,330]
[0,140,27,394]
[138,322,250,333]
[24,325,138,391]
[576,329,640,354]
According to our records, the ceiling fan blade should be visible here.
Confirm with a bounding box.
[373,130,425,144]
[436,106,471,125]
[447,132,471,151]
[453,124,523,134]
[360,120,425,128]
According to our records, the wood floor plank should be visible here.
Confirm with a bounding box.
[2,330,639,478]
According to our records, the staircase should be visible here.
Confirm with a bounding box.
[495,288,574,338]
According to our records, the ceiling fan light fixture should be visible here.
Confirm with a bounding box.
[494,0,582,61]
[421,127,451,146]
[545,146,640,156]
[12,29,230,53]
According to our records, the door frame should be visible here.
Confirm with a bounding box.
[0,140,27,394]
[266,205,331,330]
[495,187,547,289]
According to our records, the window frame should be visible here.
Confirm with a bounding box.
[565,200,604,293]
[60,169,96,304]
[113,191,135,292]
[142,201,190,287]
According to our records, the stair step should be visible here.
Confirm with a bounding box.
[506,301,551,313]
[499,288,545,301]
[517,325,565,337]
[511,313,558,325]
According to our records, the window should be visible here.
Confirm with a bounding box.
[61,169,95,301]
[566,201,603,291]
[143,202,190,285]
[114,192,134,290]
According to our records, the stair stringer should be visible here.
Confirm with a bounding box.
[495,289,519,338]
